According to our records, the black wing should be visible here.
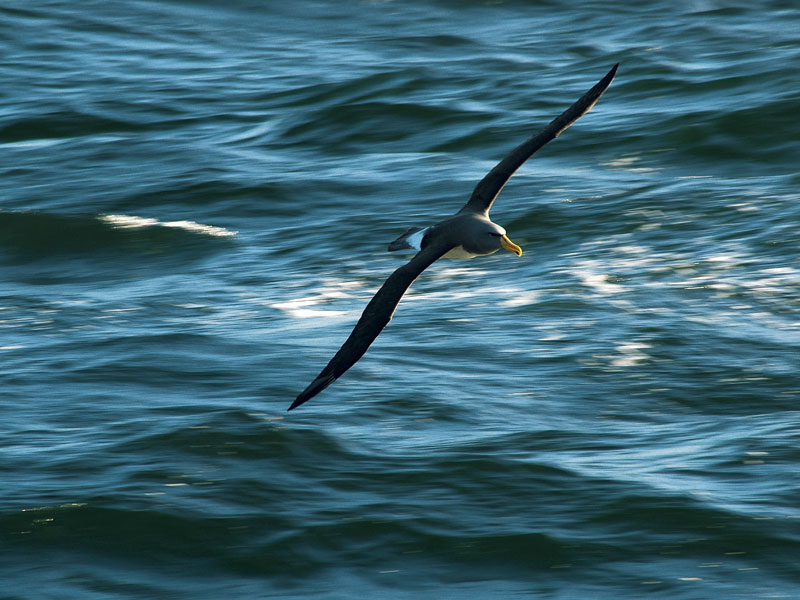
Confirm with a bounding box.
[289,239,454,410]
[459,63,618,216]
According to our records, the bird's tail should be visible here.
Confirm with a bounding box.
[387,226,426,252]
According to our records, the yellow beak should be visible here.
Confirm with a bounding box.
[500,234,522,256]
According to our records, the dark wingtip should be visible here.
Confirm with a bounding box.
[288,370,336,411]
[591,63,619,99]
[287,392,310,411]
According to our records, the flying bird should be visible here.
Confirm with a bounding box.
[289,63,618,410]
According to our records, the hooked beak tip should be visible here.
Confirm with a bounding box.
[500,234,522,256]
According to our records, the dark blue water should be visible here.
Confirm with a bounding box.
[2,1,799,598]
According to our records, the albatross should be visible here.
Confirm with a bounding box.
[289,63,618,411]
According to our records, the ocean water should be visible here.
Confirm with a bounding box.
[2,0,799,598]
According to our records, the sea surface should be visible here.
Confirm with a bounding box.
[2,1,799,598]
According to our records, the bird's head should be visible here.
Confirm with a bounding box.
[462,218,522,257]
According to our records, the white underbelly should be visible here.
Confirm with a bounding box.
[442,245,478,259]
[405,228,479,259]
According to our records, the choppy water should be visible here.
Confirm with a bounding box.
[2,1,799,598]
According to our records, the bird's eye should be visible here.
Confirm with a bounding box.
[489,232,501,237]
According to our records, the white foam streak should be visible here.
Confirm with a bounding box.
[610,342,652,367]
[271,280,364,320]
[99,214,237,237]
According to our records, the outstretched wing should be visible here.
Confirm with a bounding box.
[459,63,618,217]
[289,239,454,410]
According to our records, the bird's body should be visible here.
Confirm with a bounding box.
[389,214,520,259]
[390,213,521,259]
[289,64,618,410]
